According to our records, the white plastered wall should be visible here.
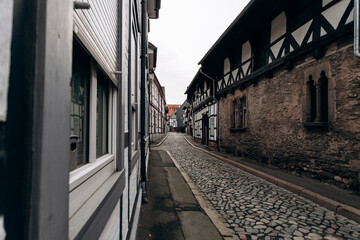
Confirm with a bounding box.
[193,102,218,141]
[270,12,287,61]
[99,201,121,240]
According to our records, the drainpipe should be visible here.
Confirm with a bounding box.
[355,0,360,57]
[140,0,147,201]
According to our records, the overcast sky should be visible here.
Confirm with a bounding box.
[149,0,251,104]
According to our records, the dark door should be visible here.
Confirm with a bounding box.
[202,114,209,145]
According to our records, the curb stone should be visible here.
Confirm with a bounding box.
[166,150,234,238]
[150,133,168,147]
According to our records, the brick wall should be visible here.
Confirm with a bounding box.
[219,37,360,191]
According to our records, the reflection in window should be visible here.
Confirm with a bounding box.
[70,43,89,171]
[231,97,247,129]
[96,70,109,158]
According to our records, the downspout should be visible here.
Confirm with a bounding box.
[148,74,151,151]
[355,0,360,57]
[140,0,147,201]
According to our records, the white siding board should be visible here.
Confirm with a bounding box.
[128,163,140,236]
[74,14,115,80]
[73,0,118,82]
[0,215,5,240]
[99,200,120,240]
[0,0,13,121]
[122,185,129,239]
[90,0,117,54]
[80,8,117,67]
[69,159,116,218]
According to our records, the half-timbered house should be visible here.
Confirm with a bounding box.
[0,0,160,239]
[186,68,219,149]
[198,0,360,190]
[148,43,167,142]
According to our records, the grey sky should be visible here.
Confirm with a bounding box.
[149,0,251,104]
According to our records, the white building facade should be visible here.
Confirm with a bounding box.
[0,0,160,239]
[148,43,167,142]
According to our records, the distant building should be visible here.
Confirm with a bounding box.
[148,43,167,142]
[169,114,177,129]
[172,100,190,133]
[167,104,181,118]
[186,69,218,149]
[183,103,192,135]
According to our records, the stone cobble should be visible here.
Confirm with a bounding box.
[156,133,360,240]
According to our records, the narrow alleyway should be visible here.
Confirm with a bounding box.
[142,132,360,240]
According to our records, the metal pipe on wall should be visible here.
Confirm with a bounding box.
[354,0,360,57]
[140,0,147,199]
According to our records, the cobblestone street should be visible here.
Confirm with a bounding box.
[155,133,360,240]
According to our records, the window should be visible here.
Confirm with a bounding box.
[70,42,90,171]
[305,75,316,122]
[70,43,116,171]
[224,58,231,75]
[70,40,117,167]
[305,71,328,124]
[130,23,139,153]
[210,118,215,137]
[69,40,118,237]
[96,70,109,158]
[231,97,247,129]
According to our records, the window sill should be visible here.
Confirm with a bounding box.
[229,127,246,132]
[69,154,115,191]
[303,122,329,131]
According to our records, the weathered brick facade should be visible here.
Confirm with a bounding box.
[219,36,360,190]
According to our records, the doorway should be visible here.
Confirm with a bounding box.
[202,114,209,145]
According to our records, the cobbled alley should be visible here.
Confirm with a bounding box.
[151,132,360,240]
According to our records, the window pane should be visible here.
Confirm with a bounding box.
[96,70,109,158]
[70,43,89,171]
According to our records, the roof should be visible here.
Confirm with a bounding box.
[184,68,202,94]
